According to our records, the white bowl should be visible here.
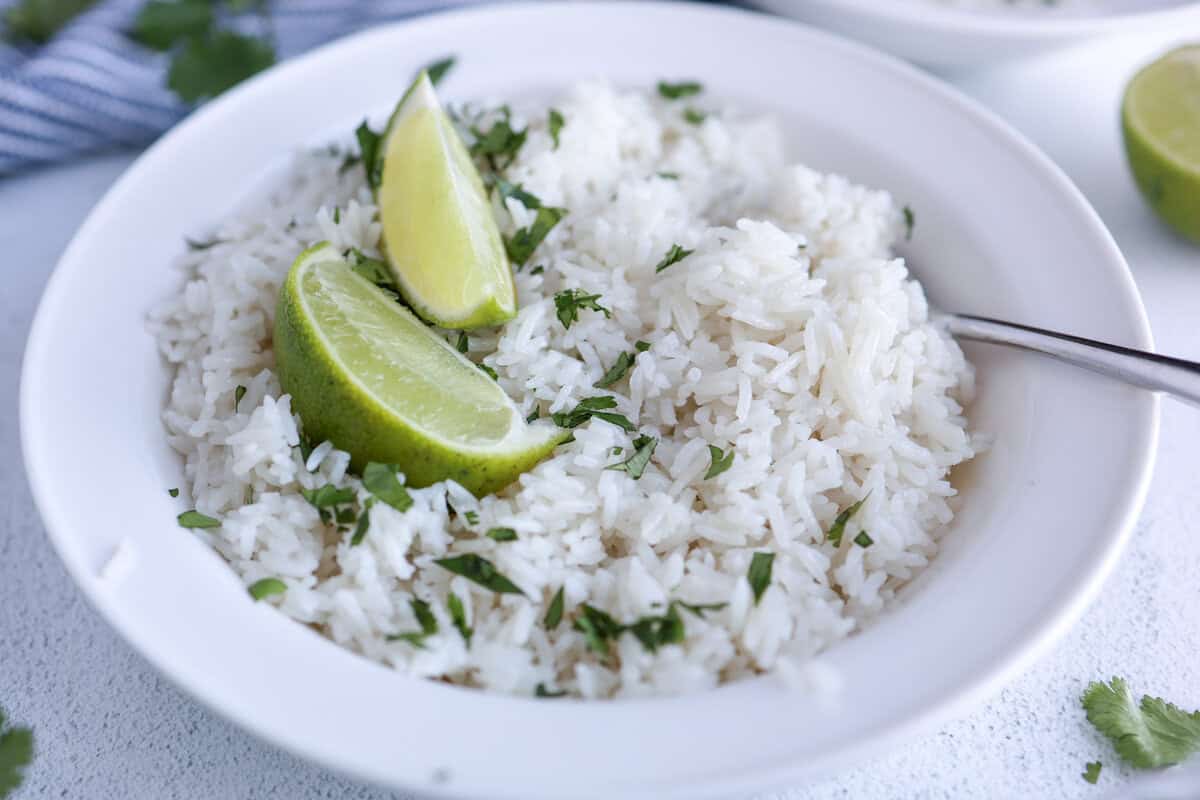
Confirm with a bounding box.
[20,3,1157,798]
[750,0,1200,68]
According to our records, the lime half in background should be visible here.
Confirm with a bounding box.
[275,244,564,496]
[1123,45,1200,244]
[376,71,516,328]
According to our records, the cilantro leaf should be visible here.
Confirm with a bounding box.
[747,551,774,605]
[301,484,356,510]
[544,586,565,630]
[535,683,567,698]
[677,600,727,618]
[177,510,220,529]
[656,171,679,180]
[655,243,693,273]
[348,248,396,291]
[355,121,384,190]
[635,340,651,352]
[234,384,246,412]
[5,0,94,44]
[455,331,469,353]
[704,445,735,479]
[506,206,566,265]
[478,363,498,380]
[448,592,472,646]
[525,407,540,423]
[386,631,429,649]
[168,488,179,498]
[350,499,374,546]
[554,288,610,329]
[573,603,624,657]
[185,236,223,251]
[550,396,634,432]
[130,0,212,51]
[1082,761,1102,784]
[411,598,438,636]
[548,108,564,149]
[434,554,524,595]
[683,108,707,125]
[854,531,874,548]
[0,707,33,797]
[606,435,657,480]
[826,495,868,547]
[470,110,527,168]
[594,351,635,389]
[627,603,685,653]
[1082,677,1200,769]
[422,55,455,86]
[167,30,275,103]
[486,527,517,542]
[903,206,915,241]
[248,577,286,601]
[493,177,542,210]
[361,462,413,512]
[657,80,702,100]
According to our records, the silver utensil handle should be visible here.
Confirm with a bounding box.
[943,313,1200,407]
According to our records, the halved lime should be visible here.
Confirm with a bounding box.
[376,71,516,328]
[1123,45,1200,243]
[275,244,564,496]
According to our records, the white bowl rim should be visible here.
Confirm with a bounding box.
[19,3,1160,798]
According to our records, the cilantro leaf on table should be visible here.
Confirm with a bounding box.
[167,29,275,103]
[0,707,34,798]
[4,0,94,44]
[1082,677,1200,769]
[130,0,212,51]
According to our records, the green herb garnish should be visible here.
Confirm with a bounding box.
[1082,761,1102,784]
[529,265,545,276]
[350,499,374,546]
[448,592,472,646]
[301,484,356,510]
[903,206,915,241]
[635,340,651,352]
[388,598,439,648]
[656,171,679,180]
[248,577,286,601]
[548,108,565,149]
[361,462,413,512]
[554,288,610,329]
[486,527,517,542]
[655,243,693,273]
[1082,677,1200,769]
[0,705,34,796]
[167,30,275,103]
[348,248,395,290]
[130,0,212,51]
[535,683,567,698]
[493,176,542,210]
[544,586,565,630]
[677,601,728,618]
[506,206,567,265]
[423,55,455,86]
[607,435,657,480]
[463,510,479,526]
[470,109,527,169]
[478,363,499,380]
[682,108,707,125]
[455,331,469,353]
[854,531,874,548]
[177,510,220,529]
[434,554,523,595]
[550,396,635,432]
[168,488,179,498]
[627,603,685,653]
[573,603,624,657]
[657,80,702,100]
[747,552,774,605]
[184,236,223,251]
[704,445,735,479]
[594,351,635,389]
[355,121,384,190]
[525,408,540,423]
[826,496,868,547]
[5,0,94,43]
[234,384,246,412]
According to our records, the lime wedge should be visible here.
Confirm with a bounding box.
[275,244,564,496]
[376,71,516,329]
[1123,45,1200,243]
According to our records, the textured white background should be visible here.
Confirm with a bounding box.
[2,22,1199,800]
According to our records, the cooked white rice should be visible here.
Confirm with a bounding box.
[149,81,978,698]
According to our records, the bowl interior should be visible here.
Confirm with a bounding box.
[19,4,1157,799]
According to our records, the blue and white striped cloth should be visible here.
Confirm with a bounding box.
[0,0,487,174]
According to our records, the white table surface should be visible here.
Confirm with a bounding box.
[2,22,1199,800]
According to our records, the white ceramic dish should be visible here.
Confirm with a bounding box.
[20,3,1158,798]
[750,0,1200,68]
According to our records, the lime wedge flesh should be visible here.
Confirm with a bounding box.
[377,71,516,329]
[275,244,564,496]
[1123,45,1200,243]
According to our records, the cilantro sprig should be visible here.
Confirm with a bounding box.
[554,289,609,329]
[1082,677,1200,769]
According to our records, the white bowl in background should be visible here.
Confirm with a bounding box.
[20,3,1157,798]
[750,0,1200,68]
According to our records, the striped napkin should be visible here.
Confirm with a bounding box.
[0,0,486,174]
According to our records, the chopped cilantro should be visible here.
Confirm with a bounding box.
[301,484,356,510]
[243,485,254,505]
[131,0,213,51]
[1082,677,1200,769]
[677,600,728,618]
[0,705,33,797]
[177,510,220,529]
[334,507,356,525]
[747,552,774,605]
[548,108,565,149]
[234,384,246,412]
[434,554,524,595]
[167,30,275,103]
[350,499,374,546]
[486,527,517,542]
[535,683,567,698]
[348,248,395,290]
[606,435,657,480]
[185,236,223,251]
[248,577,286,601]
[493,176,542,210]
[478,363,499,380]
[463,510,480,525]
[704,445,735,479]
[448,592,472,645]
[635,340,651,352]
[554,289,610,329]
[903,206,915,241]
[525,407,540,423]
[550,396,635,432]
[656,171,679,180]
[361,462,413,512]
[594,351,635,388]
[627,603,685,653]
[826,495,868,547]
[529,265,545,276]
[5,0,94,43]
[470,109,527,168]
[657,80,703,100]
[455,331,469,353]
[682,108,707,125]
[332,206,340,224]
[1082,761,1102,784]
[411,598,438,635]
[386,631,429,649]
[506,206,566,265]
[168,488,179,498]
[573,603,624,657]
[422,55,455,86]
[544,586,565,630]
[655,243,693,273]
[355,121,384,190]
[854,531,874,548]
